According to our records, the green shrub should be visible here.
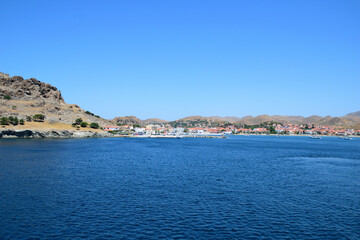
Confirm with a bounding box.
[75,118,83,125]
[85,111,94,116]
[4,95,11,100]
[6,116,19,125]
[80,122,88,127]
[8,116,14,124]
[0,117,9,125]
[14,117,18,125]
[19,119,25,125]
[269,126,277,134]
[26,116,32,122]
[33,114,45,122]
[90,122,99,129]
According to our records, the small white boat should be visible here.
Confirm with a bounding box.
[311,135,321,139]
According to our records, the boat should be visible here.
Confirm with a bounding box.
[311,135,321,139]
[340,134,353,140]
[343,135,352,140]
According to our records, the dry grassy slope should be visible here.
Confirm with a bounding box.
[177,116,227,123]
[0,99,111,126]
[112,116,169,126]
[237,115,277,125]
[205,116,241,122]
[301,115,323,124]
[1,121,104,132]
[351,123,360,130]
[314,116,360,129]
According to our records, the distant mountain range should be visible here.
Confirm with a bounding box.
[112,111,360,129]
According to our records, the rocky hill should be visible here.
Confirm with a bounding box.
[346,111,360,117]
[0,75,64,102]
[112,116,143,126]
[174,116,229,127]
[0,72,112,131]
[111,116,169,126]
[142,118,169,125]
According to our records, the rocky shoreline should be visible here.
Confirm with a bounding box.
[0,129,111,139]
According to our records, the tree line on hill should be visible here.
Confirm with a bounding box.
[1,114,100,130]
[72,118,100,129]
[0,114,46,126]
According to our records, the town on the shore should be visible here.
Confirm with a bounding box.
[2,72,360,139]
[103,122,360,137]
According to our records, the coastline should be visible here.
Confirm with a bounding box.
[0,129,110,139]
[0,121,111,139]
[234,134,360,138]
[0,129,358,139]
[108,133,359,139]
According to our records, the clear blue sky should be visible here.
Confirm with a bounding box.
[1,0,359,120]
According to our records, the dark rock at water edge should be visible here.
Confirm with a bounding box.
[0,130,110,138]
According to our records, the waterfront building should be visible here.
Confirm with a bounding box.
[104,126,120,131]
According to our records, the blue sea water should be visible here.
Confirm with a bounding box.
[0,136,359,239]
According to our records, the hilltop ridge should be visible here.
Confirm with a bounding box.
[0,74,64,103]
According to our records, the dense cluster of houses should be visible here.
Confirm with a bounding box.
[104,123,360,136]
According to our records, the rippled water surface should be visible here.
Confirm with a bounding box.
[1,136,360,239]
